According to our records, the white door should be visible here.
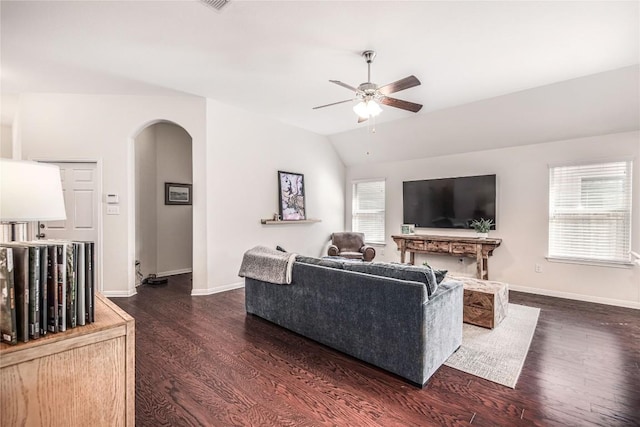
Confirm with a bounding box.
[39,162,99,242]
[38,162,100,288]
[38,162,102,291]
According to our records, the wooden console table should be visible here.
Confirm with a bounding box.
[391,234,502,280]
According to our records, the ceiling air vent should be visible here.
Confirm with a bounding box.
[200,0,231,11]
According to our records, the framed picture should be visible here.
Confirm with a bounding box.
[401,224,415,234]
[278,171,306,220]
[165,182,192,205]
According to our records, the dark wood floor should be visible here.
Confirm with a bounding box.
[111,274,640,426]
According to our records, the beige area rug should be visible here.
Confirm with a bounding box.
[444,304,540,388]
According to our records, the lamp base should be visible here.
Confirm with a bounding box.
[1,222,28,242]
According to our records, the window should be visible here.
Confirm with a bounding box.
[548,161,632,264]
[352,179,385,244]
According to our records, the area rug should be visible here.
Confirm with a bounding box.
[444,303,540,388]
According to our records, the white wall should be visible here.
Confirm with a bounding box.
[16,94,207,296]
[204,99,345,292]
[134,125,157,280]
[15,93,344,296]
[155,123,192,276]
[346,131,640,308]
[1,125,12,158]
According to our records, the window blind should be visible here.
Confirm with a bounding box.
[548,161,632,264]
[352,180,385,244]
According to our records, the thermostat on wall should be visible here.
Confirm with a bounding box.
[106,194,119,204]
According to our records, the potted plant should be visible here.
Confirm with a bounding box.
[470,218,494,238]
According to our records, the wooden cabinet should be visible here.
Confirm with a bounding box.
[0,294,135,426]
[391,234,502,279]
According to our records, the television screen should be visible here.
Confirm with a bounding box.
[403,174,496,229]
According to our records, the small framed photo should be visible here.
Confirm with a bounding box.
[165,182,192,205]
[401,224,415,234]
[278,171,306,220]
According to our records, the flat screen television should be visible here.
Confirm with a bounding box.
[403,174,496,229]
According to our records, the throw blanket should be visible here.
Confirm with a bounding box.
[238,246,297,285]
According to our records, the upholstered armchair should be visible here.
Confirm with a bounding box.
[328,232,376,262]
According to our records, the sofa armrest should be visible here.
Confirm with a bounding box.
[361,245,376,262]
[421,280,463,383]
[328,245,339,257]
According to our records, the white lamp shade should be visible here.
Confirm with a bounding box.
[353,101,369,119]
[353,100,382,119]
[0,159,67,221]
[367,100,382,117]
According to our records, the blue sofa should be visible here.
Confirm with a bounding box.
[244,258,463,386]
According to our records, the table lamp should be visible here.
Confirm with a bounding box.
[0,159,67,242]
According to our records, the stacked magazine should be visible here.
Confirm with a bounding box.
[0,240,95,345]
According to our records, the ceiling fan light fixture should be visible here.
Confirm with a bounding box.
[353,99,382,119]
[314,50,422,122]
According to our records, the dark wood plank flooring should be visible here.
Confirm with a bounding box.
[111,275,640,426]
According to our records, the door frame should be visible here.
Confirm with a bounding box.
[30,158,104,294]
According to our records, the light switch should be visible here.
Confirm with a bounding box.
[106,205,120,215]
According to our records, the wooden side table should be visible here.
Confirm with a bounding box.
[0,294,135,426]
[450,275,509,329]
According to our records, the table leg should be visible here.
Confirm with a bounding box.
[409,251,415,265]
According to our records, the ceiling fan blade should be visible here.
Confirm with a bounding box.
[330,80,358,92]
[378,75,421,95]
[312,99,354,110]
[357,116,368,124]
[380,96,423,113]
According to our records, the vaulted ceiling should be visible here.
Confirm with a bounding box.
[2,1,638,159]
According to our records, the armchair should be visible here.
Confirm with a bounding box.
[328,232,376,262]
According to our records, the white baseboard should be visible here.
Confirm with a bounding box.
[509,284,640,310]
[191,281,244,296]
[102,289,137,298]
[157,268,193,278]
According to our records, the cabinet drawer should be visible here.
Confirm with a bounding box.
[426,241,450,253]
[406,241,425,250]
[451,243,476,254]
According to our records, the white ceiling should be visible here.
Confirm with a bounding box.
[1,1,638,137]
[331,65,640,165]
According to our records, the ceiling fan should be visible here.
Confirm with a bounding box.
[313,50,423,123]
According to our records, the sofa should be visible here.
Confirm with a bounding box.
[244,256,463,386]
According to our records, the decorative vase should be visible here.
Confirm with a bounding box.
[476,232,488,239]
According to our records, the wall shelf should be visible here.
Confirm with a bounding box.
[260,219,321,225]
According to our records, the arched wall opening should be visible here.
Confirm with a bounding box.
[132,120,193,292]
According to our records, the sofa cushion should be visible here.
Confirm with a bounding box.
[343,262,439,296]
[296,255,346,270]
[433,269,448,285]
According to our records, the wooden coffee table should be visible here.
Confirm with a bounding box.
[449,275,509,329]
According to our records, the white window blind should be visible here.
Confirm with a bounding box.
[548,161,632,264]
[352,180,385,244]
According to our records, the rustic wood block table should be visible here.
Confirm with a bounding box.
[449,275,509,329]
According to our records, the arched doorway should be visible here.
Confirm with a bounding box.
[133,121,193,292]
